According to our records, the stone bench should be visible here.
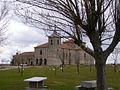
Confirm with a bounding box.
[76,80,113,90]
[24,77,47,90]
[81,80,96,88]
[25,86,47,90]
[76,85,96,90]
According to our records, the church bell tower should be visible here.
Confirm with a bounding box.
[48,30,62,65]
[48,30,61,49]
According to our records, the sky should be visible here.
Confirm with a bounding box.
[0,20,47,64]
[0,0,119,64]
[0,20,119,64]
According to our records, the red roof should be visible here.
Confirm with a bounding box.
[34,43,48,48]
[63,39,74,43]
[60,39,75,49]
[34,39,78,49]
[19,52,34,56]
[60,43,73,49]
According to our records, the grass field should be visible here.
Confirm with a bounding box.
[0,65,119,90]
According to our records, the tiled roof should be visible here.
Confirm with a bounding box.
[60,39,76,49]
[61,39,83,50]
[34,43,48,48]
[60,43,74,49]
[34,39,82,49]
[19,52,34,56]
[63,39,74,44]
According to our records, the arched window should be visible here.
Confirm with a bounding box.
[44,59,47,65]
[39,58,42,65]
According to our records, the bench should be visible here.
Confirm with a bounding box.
[76,80,113,90]
[24,77,47,90]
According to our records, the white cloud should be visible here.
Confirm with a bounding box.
[0,20,47,64]
[0,20,118,64]
[8,20,47,44]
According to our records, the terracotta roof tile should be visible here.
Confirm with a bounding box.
[63,39,74,44]
[34,43,48,48]
[60,39,75,49]
[60,39,83,50]
[19,52,34,56]
[60,43,73,49]
[34,39,82,49]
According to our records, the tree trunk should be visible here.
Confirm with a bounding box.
[114,63,117,72]
[95,59,108,90]
[61,64,64,72]
[76,63,80,75]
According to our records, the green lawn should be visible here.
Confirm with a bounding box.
[0,65,119,90]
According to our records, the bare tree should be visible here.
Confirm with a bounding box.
[0,1,9,45]
[0,1,10,68]
[110,45,120,72]
[57,48,65,72]
[75,48,80,75]
[15,0,120,90]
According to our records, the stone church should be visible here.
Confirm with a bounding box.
[11,31,94,66]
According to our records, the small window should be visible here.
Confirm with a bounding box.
[51,40,53,45]
[40,50,42,55]
[57,40,59,45]
[84,53,86,58]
